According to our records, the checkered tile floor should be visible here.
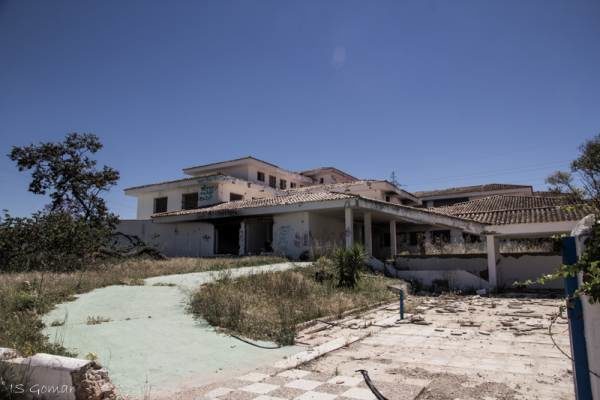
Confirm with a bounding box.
[198,369,382,400]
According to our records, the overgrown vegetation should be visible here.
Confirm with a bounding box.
[0,256,284,356]
[1,133,159,274]
[541,134,600,300]
[190,256,396,346]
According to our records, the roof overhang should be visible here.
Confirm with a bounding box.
[153,196,488,235]
[485,220,578,238]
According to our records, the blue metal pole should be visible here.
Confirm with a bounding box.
[399,289,404,320]
[563,236,592,400]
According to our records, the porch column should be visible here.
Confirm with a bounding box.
[364,212,372,255]
[389,220,397,259]
[239,221,246,256]
[486,235,499,288]
[344,206,354,248]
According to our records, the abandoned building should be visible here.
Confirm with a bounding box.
[120,156,594,290]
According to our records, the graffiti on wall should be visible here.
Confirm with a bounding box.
[199,185,215,201]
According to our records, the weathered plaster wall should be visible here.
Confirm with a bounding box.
[117,220,214,257]
[135,180,274,219]
[395,253,563,289]
[272,212,310,259]
[497,254,563,289]
[308,213,345,256]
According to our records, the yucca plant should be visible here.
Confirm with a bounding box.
[333,245,366,289]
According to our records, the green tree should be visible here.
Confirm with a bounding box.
[8,133,119,227]
[546,133,600,210]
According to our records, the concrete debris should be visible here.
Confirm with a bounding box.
[72,363,119,400]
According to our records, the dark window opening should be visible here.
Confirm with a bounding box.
[383,232,391,247]
[257,171,265,182]
[319,178,324,184]
[214,221,240,255]
[153,197,168,213]
[385,195,391,202]
[463,233,482,243]
[269,175,277,188]
[279,179,287,189]
[432,197,470,207]
[409,232,424,246]
[290,182,297,188]
[431,230,451,244]
[230,193,243,201]
[181,193,198,210]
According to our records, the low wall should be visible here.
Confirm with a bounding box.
[394,270,490,291]
[0,348,117,400]
[117,220,214,257]
[395,253,563,289]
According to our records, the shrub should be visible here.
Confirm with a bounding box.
[333,245,366,288]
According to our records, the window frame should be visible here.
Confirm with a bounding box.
[181,192,199,210]
[153,197,168,214]
[268,175,277,188]
[279,179,287,189]
[257,171,265,182]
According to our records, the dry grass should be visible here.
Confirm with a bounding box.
[0,256,285,356]
[190,266,397,345]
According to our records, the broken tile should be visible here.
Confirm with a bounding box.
[326,375,363,386]
[240,382,279,394]
[341,387,378,400]
[285,379,323,391]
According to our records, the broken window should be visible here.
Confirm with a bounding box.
[279,179,287,189]
[290,182,296,188]
[463,233,482,243]
[269,175,277,188]
[153,197,168,213]
[319,178,324,184]
[385,195,391,202]
[409,232,424,246]
[257,171,265,182]
[181,193,198,210]
[431,230,451,245]
[230,193,243,201]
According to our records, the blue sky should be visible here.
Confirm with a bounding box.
[1,0,599,218]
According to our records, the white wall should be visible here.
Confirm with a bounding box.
[272,212,310,259]
[134,180,276,219]
[117,220,214,257]
[395,253,564,289]
[308,213,345,256]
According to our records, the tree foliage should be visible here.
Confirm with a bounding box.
[542,134,600,301]
[546,133,600,210]
[1,133,158,272]
[8,133,119,227]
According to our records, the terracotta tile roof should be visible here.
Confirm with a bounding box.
[414,184,532,198]
[152,190,356,218]
[432,195,595,225]
[287,180,418,200]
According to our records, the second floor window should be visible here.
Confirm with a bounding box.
[182,193,199,210]
[279,179,287,189]
[269,175,277,188]
[257,171,265,182]
[154,197,168,213]
[290,182,297,188]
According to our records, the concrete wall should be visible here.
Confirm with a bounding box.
[272,212,310,259]
[135,180,274,219]
[117,220,214,257]
[308,213,345,256]
[394,270,490,291]
[395,253,563,289]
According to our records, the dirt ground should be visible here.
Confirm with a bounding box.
[162,294,574,400]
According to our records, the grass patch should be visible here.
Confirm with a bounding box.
[0,256,285,356]
[190,265,397,345]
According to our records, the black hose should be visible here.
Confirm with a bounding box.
[229,333,282,349]
[356,369,389,400]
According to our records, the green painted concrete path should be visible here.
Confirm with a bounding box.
[43,262,309,396]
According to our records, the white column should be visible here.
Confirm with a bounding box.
[486,235,499,288]
[239,221,246,256]
[344,206,354,248]
[364,212,372,255]
[389,220,397,259]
